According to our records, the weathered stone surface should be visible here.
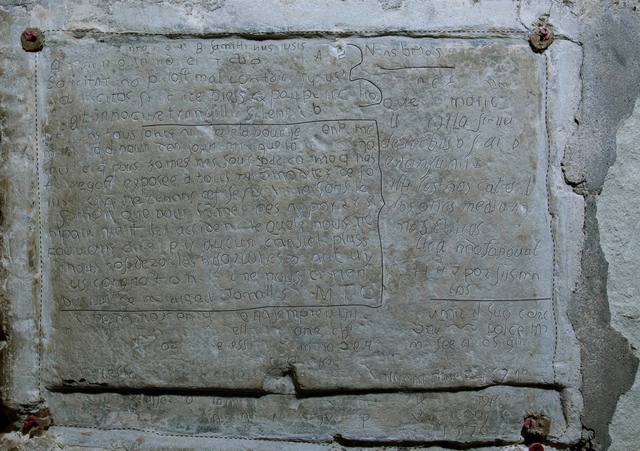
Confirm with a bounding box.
[39,35,557,394]
[10,0,636,449]
[45,387,565,443]
[599,98,640,451]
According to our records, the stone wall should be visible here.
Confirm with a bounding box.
[0,1,638,450]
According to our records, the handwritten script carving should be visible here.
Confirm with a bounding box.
[40,36,553,391]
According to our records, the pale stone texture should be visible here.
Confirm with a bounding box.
[599,98,640,450]
[39,34,556,394]
[27,30,575,446]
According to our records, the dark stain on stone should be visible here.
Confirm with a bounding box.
[27,242,36,271]
[0,178,6,227]
[378,0,404,10]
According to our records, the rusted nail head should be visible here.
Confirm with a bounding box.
[523,417,536,430]
[23,415,36,430]
[23,31,38,42]
[539,25,551,40]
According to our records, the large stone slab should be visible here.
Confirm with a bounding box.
[39,34,554,392]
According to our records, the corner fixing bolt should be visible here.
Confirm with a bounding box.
[538,25,551,41]
[23,31,38,42]
[522,414,551,451]
[22,408,51,436]
[21,28,44,52]
[529,22,554,53]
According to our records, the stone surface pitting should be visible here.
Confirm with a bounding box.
[39,34,554,395]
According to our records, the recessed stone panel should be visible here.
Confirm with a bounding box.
[40,34,554,392]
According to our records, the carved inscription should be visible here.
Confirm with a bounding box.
[40,35,554,390]
[48,386,566,442]
[49,119,383,310]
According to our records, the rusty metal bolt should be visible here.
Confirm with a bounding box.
[539,25,551,40]
[529,23,554,53]
[529,444,545,451]
[22,408,51,436]
[21,28,44,52]
[23,31,38,42]
[522,414,551,439]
